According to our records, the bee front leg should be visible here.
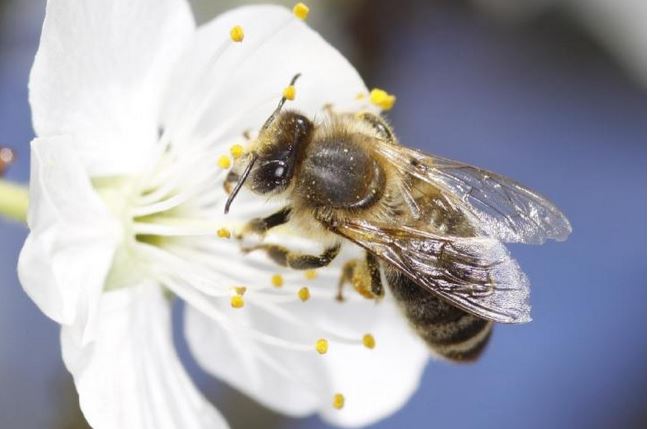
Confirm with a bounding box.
[238,207,292,238]
[245,242,341,270]
[337,252,384,301]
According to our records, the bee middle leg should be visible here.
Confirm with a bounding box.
[337,252,384,301]
[245,242,341,270]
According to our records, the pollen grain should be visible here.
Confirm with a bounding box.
[332,393,345,409]
[362,334,376,349]
[217,155,231,169]
[230,295,245,309]
[315,338,329,354]
[229,25,244,42]
[217,228,231,239]
[230,144,245,159]
[283,85,296,101]
[298,287,311,302]
[271,274,284,288]
[369,88,396,111]
[293,3,310,20]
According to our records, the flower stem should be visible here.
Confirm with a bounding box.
[0,179,28,223]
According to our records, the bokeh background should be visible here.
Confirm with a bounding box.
[0,0,645,428]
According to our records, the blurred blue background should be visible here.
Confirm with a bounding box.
[0,1,645,428]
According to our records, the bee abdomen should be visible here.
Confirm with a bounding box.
[386,267,492,362]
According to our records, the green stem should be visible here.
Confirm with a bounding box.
[0,179,29,223]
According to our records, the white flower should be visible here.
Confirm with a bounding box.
[18,1,429,428]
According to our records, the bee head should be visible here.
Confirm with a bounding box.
[249,111,313,194]
[224,110,313,214]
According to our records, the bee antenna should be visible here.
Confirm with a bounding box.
[224,152,258,214]
[260,73,302,131]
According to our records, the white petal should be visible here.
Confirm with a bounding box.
[18,136,120,340]
[185,287,428,426]
[315,300,429,427]
[185,297,321,417]
[61,282,228,429]
[163,5,372,148]
[29,0,195,176]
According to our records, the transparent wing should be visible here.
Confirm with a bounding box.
[377,143,572,244]
[335,220,531,324]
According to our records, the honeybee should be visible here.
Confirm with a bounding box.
[224,75,571,362]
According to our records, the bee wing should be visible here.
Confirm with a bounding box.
[376,142,572,244]
[335,220,531,323]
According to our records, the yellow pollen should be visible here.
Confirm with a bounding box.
[234,286,247,296]
[293,2,310,20]
[355,92,366,100]
[271,274,284,288]
[230,144,245,159]
[315,338,329,354]
[304,269,318,280]
[217,228,231,239]
[369,88,396,111]
[362,334,376,349]
[230,295,245,309]
[332,393,345,409]
[217,155,231,169]
[229,25,244,42]
[283,85,296,101]
[298,287,311,302]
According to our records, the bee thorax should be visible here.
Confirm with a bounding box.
[296,139,384,209]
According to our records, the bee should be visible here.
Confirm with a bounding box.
[224,75,571,362]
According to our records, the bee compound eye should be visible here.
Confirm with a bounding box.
[251,159,292,193]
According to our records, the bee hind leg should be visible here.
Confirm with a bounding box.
[337,252,384,301]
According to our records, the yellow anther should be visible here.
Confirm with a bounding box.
[271,274,284,288]
[230,295,245,309]
[283,85,296,101]
[298,287,311,302]
[315,338,329,354]
[362,333,376,349]
[304,269,318,280]
[230,25,244,42]
[230,144,245,159]
[369,88,396,111]
[217,228,231,239]
[234,286,247,296]
[332,393,345,410]
[217,155,231,169]
[293,2,310,20]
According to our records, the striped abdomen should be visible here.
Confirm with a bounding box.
[385,266,493,362]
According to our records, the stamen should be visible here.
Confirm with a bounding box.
[304,269,317,280]
[362,334,376,349]
[271,274,284,288]
[230,25,244,42]
[297,287,311,302]
[230,144,245,159]
[369,88,396,111]
[218,155,232,169]
[293,2,310,20]
[217,227,232,239]
[234,286,247,296]
[282,85,296,101]
[332,393,345,410]
[230,295,245,308]
[315,338,329,354]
